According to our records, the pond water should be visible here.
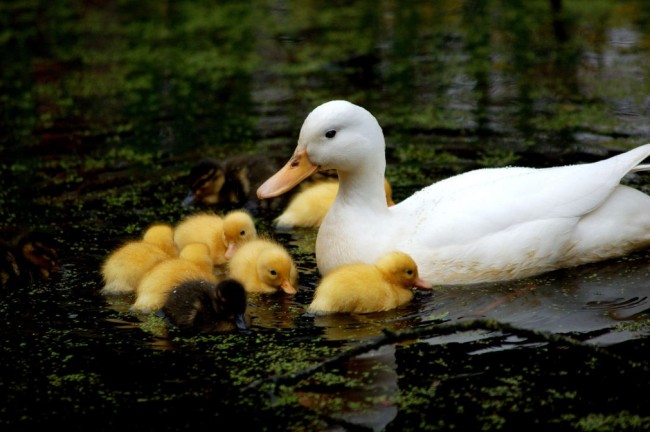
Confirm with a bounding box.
[2,0,650,431]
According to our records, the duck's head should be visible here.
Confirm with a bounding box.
[257,249,297,295]
[222,210,257,259]
[213,278,249,331]
[376,251,432,290]
[183,158,226,207]
[258,100,386,199]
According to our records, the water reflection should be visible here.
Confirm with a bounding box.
[295,345,399,432]
[418,250,650,345]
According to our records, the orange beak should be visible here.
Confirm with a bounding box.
[414,276,433,290]
[280,279,297,295]
[224,242,237,259]
[257,148,319,199]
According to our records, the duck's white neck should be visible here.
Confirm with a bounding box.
[335,163,389,212]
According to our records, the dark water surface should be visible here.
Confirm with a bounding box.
[2,1,650,431]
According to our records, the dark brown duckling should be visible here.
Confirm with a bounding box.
[1,230,60,289]
[182,155,284,213]
[182,154,335,214]
[161,278,249,334]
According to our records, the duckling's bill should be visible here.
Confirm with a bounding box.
[414,276,433,290]
[257,149,318,199]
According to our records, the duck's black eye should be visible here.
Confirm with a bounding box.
[269,269,277,276]
[240,230,246,236]
[406,269,414,276]
[325,129,336,138]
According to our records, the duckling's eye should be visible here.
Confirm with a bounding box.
[239,229,246,236]
[269,269,277,276]
[325,129,336,139]
[406,269,414,276]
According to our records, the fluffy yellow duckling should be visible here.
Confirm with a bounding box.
[132,242,217,313]
[174,210,257,267]
[161,278,249,334]
[100,223,177,295]
[173,212,226,267]
[227,238,298,295]
[274,178,395,229]
[307,251,432,315]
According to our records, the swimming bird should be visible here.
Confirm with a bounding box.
[132,242,217,313]
[1,230,60,289]
[308,251,432,314]
[257,100,650,285]
[101,223,177,295]
[173,210,257,268]
[227,238,298,294]
[161,278,249,333]
[182,154,286,213]
[274,177,395,228]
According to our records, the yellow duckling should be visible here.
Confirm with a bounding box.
[161,278,249,334]
[227,238,298,295]
[132,242,217,313]
[100,223,177,295]
[173,211,226,267]
[274,178,395,229]
[174,210,257,268]
[307,251,432,315]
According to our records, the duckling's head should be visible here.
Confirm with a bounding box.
[257,248,297,295]
[142,223,177,256]
[214,278,249,330]
[375,251,432,290]
[183,158,226,207]
[222,210,257,259]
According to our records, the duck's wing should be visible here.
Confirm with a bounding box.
[394,144,650,247]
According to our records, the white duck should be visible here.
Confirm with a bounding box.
[257,100,650,285]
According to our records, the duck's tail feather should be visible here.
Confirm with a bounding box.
[631,164,650,173]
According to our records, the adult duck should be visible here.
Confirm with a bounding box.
[257,100,650,285]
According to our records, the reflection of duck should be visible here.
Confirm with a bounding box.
[274,178,395,228]
[182,155,284,213]
[173,210,257,268]
[132,243,216,313]
[258,100,650,284]
[101,223,176,295]
[161,278,249,334]
[227,238,298,294]
[1,231,60,289]
[308,251,431,314]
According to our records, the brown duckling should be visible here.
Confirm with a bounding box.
[307,251,432,315]
[182,155,284,213]
[227,238,298,295]
[100,223,177,295]
[1,230,60,289]
[132,242,217,314]
[161,278,249,334]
